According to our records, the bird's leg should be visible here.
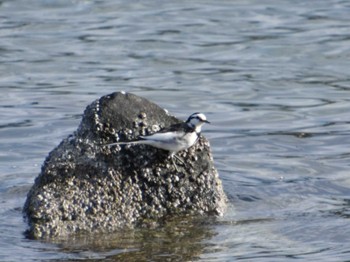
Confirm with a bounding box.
[171,156,180,172]
[173,154,185,165]
[168,152,181,172]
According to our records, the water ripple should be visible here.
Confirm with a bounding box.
[1,0,350,260]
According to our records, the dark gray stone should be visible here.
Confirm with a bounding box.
[24,92,227,238]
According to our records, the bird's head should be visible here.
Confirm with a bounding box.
[186,112,210,132]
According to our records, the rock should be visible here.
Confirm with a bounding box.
[24,92,227,239]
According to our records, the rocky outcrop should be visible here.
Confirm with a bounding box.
[24,92,227,238]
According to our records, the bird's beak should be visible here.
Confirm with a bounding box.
[204,120,210,124]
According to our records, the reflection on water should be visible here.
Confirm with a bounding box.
[50,216,216,261]
[1,0,350,261]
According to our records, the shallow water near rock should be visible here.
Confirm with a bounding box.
[1,0,350,261]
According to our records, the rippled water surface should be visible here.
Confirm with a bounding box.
[1,0,350,261]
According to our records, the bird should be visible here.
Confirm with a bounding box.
[106,112,210,170]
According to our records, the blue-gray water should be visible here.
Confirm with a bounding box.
[1,0,350,261]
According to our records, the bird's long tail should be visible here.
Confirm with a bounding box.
[105,139,150,147]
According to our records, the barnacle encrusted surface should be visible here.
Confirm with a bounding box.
[24,92,227,239]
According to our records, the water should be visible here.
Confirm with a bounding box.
[1,0,350,260]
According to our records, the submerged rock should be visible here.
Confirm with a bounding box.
[24,92,227,238]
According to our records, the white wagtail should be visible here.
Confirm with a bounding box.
[106,112,210,170]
